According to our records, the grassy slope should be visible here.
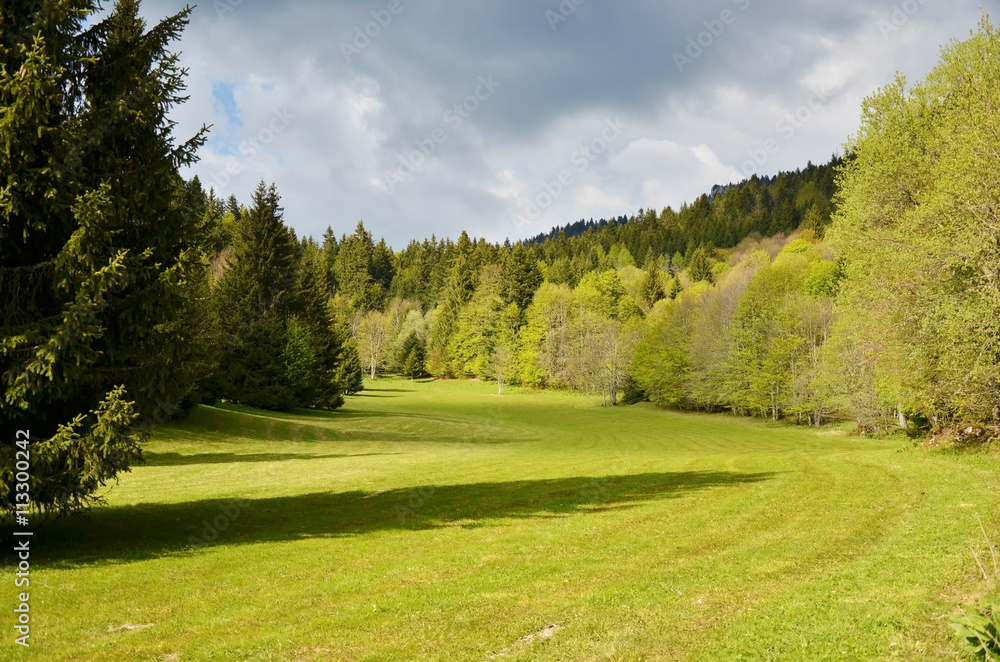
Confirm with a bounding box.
[2,379,997,661]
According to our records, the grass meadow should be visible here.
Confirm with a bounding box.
[2,379,998,660]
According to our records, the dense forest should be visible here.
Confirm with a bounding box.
[187,154,840,411]
[2,2,998,516]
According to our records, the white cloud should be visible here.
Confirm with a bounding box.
[609,139,742,209]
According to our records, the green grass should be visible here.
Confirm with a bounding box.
[3,379,998,660]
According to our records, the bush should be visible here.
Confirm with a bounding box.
[622,377,647,405]
[953,597,1000,660]
[953,522,1000,660]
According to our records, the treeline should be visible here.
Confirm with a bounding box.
[173,152,843,419]
[193,153,839,413]
[287,20,1000,440]
[303,159,840,318]
[526,160,836,256]
[632,234,840,424]
[827,20,1000,436]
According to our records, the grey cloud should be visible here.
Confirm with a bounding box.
[138,0,984,246]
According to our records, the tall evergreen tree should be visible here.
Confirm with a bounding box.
[688,247,715,284]
[0,0,210,515]
[427,253,477,375]
[294,244,348,409]
[639,261,666,309]
[371,237,396,298]
[332,319,365,395]
[213,182,298,410]
[334,221,382,311]
[320,226,339,290]
[501,244,543,313]
[397,332,427,379]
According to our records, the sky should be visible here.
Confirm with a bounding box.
[136,0,990,247]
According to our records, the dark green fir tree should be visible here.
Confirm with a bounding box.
[0,0,210,515]
[212,182,299,411]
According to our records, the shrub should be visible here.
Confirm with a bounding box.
[953,598,1000,661]
[953,521,1000,660]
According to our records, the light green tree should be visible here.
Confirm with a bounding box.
[827,17,1000,432]
[726,256,812,420]
[517,282,574,388]
[448,265,505,378]
[354,309,396,380]
[490,304,521,395]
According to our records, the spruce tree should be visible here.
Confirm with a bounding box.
[0,0,210,515]
[295,244,348,409]
[334,221,382,311]
[321,226,339,290]
[666,277,682,300]
[371,238,396,297]
[333,320,365,395]
[402,349,420,379]
[501,244,543,312]
[639,261,666,309]
[395,332,426,375]
[213,182,298,410]
[428,253,477,376]
[688,247,714,284]
[402,341,426,379]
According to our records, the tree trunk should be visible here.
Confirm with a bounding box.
[897,404,907,429]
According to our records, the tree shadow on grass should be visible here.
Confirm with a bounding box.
[28,470,778,568]
[186,404,466,427]
[166,406,529,445]
[142,451,398,467]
